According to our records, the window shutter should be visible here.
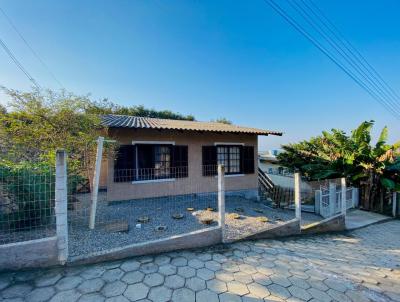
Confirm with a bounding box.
[243,146,255,174]
[202,146,217,176]
[137,144,154,169]
[114,145,136,182]
[172,145,188,178]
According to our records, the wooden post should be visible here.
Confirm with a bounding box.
[55,150,68,264]
[89,136,104,229]
[294,172,301,224]
[329,182,336,217]
[341,177,347,216]
[393,192,397,217]
[218,165,225,234]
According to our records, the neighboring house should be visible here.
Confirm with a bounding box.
[258,150,299,189]
[101,114,282,201]
[258,149,286,175]
[258,150,281,171]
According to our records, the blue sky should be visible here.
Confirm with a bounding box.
[1,0,399,150]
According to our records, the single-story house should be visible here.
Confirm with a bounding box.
[100,114,282,202]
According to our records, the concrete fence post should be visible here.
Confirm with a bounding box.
[341,177,347,216]
[89,136,104,229]
[314,190,321,215]
[55,150,68,264]
[294,172,301,224]
[218,164,225,238]
[329,182,336,217]
[393,192,397,217]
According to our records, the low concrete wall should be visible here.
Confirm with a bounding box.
[301,214,345,234]
[0,236,59,271]
[68,226,222,266]
[226,189,259,201]
[109,189,259,206]
[245,219,301,240]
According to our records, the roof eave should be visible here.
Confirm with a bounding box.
[105,125,282,136]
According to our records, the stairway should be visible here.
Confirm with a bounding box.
[258,168,294,208]
[258,167,274,193]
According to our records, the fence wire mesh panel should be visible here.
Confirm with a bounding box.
[67,164,219,258]
[218,169,294,241]
[0,163,56,244]
[259,168,296,209]
[223,186,295,242]
[258,167,328,228]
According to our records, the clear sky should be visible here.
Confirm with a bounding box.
[1,0,399,150]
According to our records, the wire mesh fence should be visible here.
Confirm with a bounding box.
[259,169,297,209]
[67,165,220,257]
[0,143,363,257]
[0,163,56,244]
[224,186,297,242]
[222,170,302,241]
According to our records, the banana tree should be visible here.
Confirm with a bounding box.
[351,122,400,210]
[277,121,400,212]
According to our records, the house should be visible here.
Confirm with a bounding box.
[258,149,287,175]
[101,114,282,202]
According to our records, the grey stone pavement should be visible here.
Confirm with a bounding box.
[1,221,400,302]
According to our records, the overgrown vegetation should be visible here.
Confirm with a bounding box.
[85,98,195,121]
[0,88,195,164]
[278,121,400,212]
[0,161,54,230]
[0,88,101,169]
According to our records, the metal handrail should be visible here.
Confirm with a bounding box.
[258,167,274,190]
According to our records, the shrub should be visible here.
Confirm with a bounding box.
[0,161,55,231]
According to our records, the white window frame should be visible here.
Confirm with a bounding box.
[132,140,175,145]
[213,142,244,146]
[214,174,245,178]
[132,178,176,184]
[214,142,244,175]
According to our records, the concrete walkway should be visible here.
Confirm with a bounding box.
[345,209,392,230]
[1,220,400,302]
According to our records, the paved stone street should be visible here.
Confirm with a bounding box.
[1,220,399,302]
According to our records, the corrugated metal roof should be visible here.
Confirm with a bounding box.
[101,114,282,136]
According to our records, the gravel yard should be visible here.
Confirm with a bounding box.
[220,198,322,241]
[67,192,323,257]
[0,191,322,251]
[68,193,219,257]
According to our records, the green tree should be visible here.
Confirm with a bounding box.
[277,121,400,211]
[0,88,101,170]
[0,88,101,228]
[0,88,196,167]
[86,99,195,121]
[0,104,6,114]
[212,117,232,124]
